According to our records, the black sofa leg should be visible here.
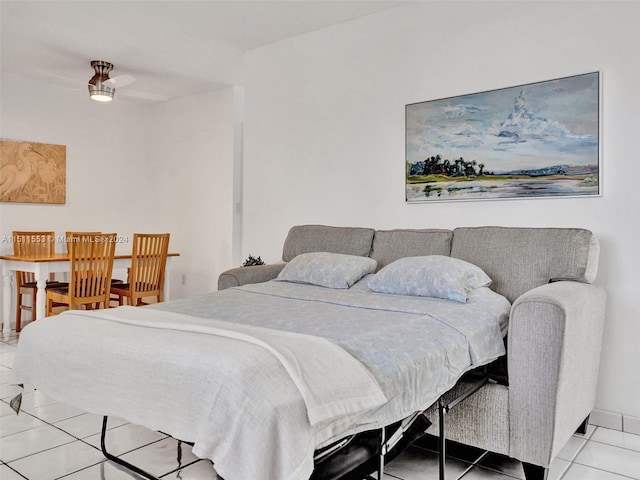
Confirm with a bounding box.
[522,463,548,480]
[576,415,590,435]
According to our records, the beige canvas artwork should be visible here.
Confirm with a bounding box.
[0,140,66,204]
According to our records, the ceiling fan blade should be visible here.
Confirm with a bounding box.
[118,89,170,102]
[104,74,136,88]
[34,70,85,87]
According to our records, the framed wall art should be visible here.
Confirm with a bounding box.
[0,140,66,204]
[406,72,600,202]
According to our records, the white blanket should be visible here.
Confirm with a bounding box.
[11,307,386,480]
[69,306,387,426]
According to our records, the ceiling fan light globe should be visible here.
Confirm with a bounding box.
[90,93,113,102]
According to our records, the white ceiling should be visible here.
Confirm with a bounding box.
[1,1,406,103]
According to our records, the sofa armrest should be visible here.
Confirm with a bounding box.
[217,263,286,290]
[508,281,606,467]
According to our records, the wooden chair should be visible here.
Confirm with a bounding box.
[110,233,170,306]
[12,231,59,331]
[46,233,117,315]
[66,231,124,285]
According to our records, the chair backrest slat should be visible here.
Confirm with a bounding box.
[64,231,101,254]
[129,233,170,303]
[68,233,116,308]
[12,231,56,285]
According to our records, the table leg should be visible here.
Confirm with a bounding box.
[163,257,172,301]
[34,264,49,320]
[35,278,47,320]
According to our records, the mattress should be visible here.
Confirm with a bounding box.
[11,276,510,480]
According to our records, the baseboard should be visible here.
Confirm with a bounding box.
[590,409,640,435]
[624,415,640,435]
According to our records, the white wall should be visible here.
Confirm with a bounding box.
[148,87,238,298]
[0,72,155,248]
[0,72,237,307]
[243,2,640,420]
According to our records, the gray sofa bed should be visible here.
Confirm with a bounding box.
[219,225,607,480]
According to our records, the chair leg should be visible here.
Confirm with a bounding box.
[46,296,53,317]
[15,292,22,332]
[522,463,548,480]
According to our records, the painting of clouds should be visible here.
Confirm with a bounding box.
[406,72,600,202]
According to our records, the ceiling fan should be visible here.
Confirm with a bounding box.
[88,60,132,102]
[87,60,169,103]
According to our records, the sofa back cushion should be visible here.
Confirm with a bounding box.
[282,225,375,262]
[451,226,599,302]
[370,229,453,270]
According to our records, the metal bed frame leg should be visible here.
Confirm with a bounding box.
[377,427,386,480]
[101,416,162,480]
[438,398,446,480]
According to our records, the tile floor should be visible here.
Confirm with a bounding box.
[1,330,640,480]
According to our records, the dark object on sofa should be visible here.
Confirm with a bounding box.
[241,254,265,267]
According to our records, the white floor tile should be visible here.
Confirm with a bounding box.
[384,445,472,480]
[581,423,597,439]
[0,343,17,354]
[0,351,16,369]
[548,457,570,480]
[163,459,221,479]
[562,463,633,480]
[476,452,524,479]
[22,400,86,424]
[0,410,46,437]
[118,437,200,477]
[0,383,26,401]
[575,441,640,479]
[459,465,517,479]
[0,370,12,384]
[84,422,167,456]
[0,464,27,480]
[556,435,587,461]
[0,423,76,462]
[55,413,127,439]
[591,426,640,452]
[8,439,104,480]
[63,460,149,479]
[0,400,18,417]
[4,336,20,346]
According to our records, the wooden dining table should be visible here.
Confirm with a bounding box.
[0,252,179,334]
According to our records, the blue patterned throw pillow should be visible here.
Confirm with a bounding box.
[367,255,491,303]
[276,252,378,289]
